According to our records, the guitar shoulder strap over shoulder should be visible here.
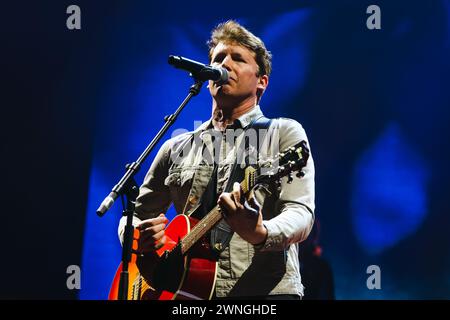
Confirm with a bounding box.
[209,115,273,254]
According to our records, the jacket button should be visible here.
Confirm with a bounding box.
[189,195,197,204]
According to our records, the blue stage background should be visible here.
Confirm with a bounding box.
[2,0,449,299]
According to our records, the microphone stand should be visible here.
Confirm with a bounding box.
[96,78,204,300]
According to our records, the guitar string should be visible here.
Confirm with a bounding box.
[180,174,253,254]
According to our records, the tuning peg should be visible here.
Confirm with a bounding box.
[296,171,305,178]
[275,178,282,192]
[287,172,293,184]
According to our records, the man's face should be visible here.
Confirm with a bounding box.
[209,41,268,107]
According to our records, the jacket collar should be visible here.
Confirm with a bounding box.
[195,105,264,133]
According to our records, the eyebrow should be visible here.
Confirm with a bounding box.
[212,51,246,61]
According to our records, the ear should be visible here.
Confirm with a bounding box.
[256,74,269,99]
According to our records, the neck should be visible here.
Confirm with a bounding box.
[212,97,257,131]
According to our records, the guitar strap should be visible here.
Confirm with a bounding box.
[195,115,273,255]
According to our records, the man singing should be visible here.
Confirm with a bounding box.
[118,20,315,299]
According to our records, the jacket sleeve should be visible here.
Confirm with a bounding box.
[118,140,172,245]
[256,118,315,252]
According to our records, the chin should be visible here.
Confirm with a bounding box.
[214,94,237,108]
[214,86,231,97]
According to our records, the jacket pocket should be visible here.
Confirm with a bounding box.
[164,168,195,188]
[164,168,195,214]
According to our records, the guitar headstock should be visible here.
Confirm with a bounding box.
[244,140,310,191]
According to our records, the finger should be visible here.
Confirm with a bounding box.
[149,229,165,243]
[232,182,244,207]
[137,215,169,230]
[247,195,261,211]
[218,193,237,213]
[155,235,167,250]
[243,199,259,216]
[140,223,166,236]
[139,230,165,251]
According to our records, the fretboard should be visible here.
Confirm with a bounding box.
[180,179,250,255]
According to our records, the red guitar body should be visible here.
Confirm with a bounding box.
[108,215,217,300]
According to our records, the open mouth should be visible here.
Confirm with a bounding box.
[215,77,234,87]
[222,77,235,85]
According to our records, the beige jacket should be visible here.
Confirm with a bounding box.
[119,105,315,298]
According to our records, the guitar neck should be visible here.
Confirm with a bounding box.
[180,204,223,255]
[180,178,252,255]
[174,141,308,256]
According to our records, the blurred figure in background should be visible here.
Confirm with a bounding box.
[299,219,335,300]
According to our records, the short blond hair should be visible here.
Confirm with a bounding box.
[207,20,272,77]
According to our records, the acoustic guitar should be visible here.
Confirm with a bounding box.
[108,140,309,300]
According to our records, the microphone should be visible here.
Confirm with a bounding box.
[168,55,229,84]
[96,191,117,217]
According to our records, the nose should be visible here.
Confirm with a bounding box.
[220,55,233,71]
